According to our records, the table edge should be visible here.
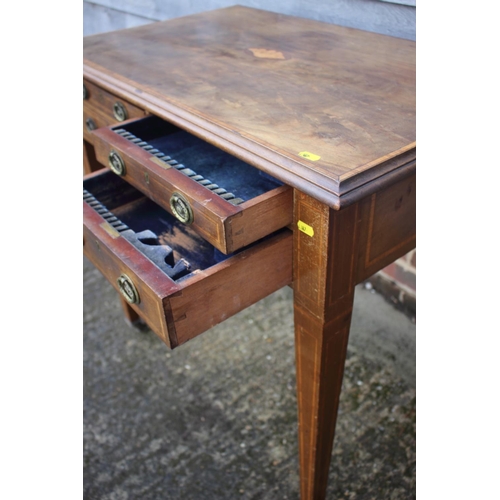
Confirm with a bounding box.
[84,62,415,210]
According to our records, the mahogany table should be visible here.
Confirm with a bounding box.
[83,7,415,499]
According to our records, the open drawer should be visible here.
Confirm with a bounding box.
[91,115,292,254]
[83,170,292,349]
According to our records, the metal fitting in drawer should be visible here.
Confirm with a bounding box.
[83,169,292,349]
[90,115,292,254]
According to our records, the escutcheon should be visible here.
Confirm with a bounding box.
[170,192,194,225]
[108,150,126,176]
[113,101,128,121]
[86,117,96,131]
[117,274,140,304]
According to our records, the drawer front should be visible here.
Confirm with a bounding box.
[83,79,146,143]
[91,115,292,254]
[83,170,292,348]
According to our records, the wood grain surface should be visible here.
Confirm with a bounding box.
[356,172,416,281]
[83,6,415,209]
[294,191,359,499]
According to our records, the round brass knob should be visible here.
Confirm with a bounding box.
[108,150,126,176]
[170,192,194,225]
[117,274,140,304]
[113,101,128,121]
[86,117,96,131]
[83,84,88,100]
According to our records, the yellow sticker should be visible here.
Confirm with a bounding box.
[299,151,321,161]
[297,220,314,237]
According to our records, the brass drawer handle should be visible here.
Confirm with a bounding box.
[83,84,88,100]
[117,274,140,304]
[113,101,128,121]
[170,192,194,225]
[86,117,96,131]
[108,150,126,176]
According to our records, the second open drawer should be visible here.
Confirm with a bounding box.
[91,115,292,254]
[83,170,292,349]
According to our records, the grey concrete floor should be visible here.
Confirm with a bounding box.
[83,256,415,500]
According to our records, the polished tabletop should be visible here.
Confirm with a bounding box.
[84,6,415,207]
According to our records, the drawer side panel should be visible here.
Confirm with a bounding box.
[169,230,293,346]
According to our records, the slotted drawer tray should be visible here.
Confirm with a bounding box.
[91,115,292,254]
[83,169,292,348]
